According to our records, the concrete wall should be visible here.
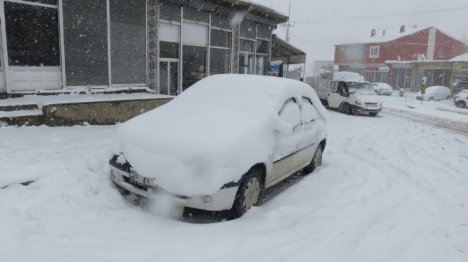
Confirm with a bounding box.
[43,98,172,126]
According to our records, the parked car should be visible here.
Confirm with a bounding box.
[371,82,394,96]
[454,89,468,108]
[109,75,328,218]
[416,86,451,101]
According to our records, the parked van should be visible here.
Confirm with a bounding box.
[317,71,382,116]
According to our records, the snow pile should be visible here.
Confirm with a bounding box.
[116,75,326,196]
[450,52,468,62]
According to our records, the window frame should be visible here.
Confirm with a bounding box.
[369,45,380,59]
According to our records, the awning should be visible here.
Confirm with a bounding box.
[271,35,306,64]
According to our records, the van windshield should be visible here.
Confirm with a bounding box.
[348,82,375,95]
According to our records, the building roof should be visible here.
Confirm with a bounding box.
[213,0,288,23]
[337,26,431,45]
[271,35,306,64]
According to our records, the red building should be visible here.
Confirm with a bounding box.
[334,26,468,87]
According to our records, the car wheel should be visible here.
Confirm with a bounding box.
[429,97,434,101]
[369,112,378,117]
[457,101,466,108]
[232,169,263,218]
[303,145,323,175]
[340,103,352,115]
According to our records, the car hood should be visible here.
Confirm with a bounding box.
[115,105,276,196]
[354,94,382,104]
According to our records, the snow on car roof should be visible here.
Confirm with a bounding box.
[116,75,327,196]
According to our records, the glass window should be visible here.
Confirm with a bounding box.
[183,45,206,90]
[257,40,268,54]
[110,0,146,84]
[182,23,208,46]
[241,20,256,39]
[279,99,301,127]
[210,48,230,75]
[5,2,60,66]
[240,39,254,52]
[160,42,179,59]
[212,14,231,29]
[160,2,181,22]
[63,0,108,86]
[239,53,254,74]
[211,30,231,48]
[257,24,271,39]
[183,7,209,23]
[256,55,267,75]
[160,23,180,42]
[159,61,168,95]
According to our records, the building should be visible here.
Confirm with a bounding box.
[334,26,468,88]
[0,0,289,95]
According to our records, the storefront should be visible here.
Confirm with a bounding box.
[0,0,287,94]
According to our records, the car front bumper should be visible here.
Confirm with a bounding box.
[110,166,238,212]
[351,105,382,115]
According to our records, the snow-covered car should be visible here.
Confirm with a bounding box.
[371,82,393,96]
[416,86,451,101]
[109,75,328,218]
[454,89,468,108]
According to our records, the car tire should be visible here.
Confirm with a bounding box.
[457,101,466,108]
[303,145,323,175]
[369,112,378,117]
[340,103,352,115]
[231,169,263,218]
[429,97,434,101]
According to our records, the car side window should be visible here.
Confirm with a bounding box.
[330,81,338,93]
[301,97,318,124]
[279,98,301,129]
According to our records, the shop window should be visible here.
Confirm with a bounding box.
[63,0,108,86]
[160,23,180,43]
[257,40,268,54]
[241,20,256,39]
[160,42,179,59]
[257,24,271,39]
[182,23,208,46]
[210,48,230,75]
[160,2,181,22]
[211,14,231,29]
[5,2,60,66]
[256,55,267,75]
[110,0,146,84]
[183,46,206,90]
[239,53,254,74]
[183,7,209,23]
[240,39,254,52]
[211,30,231,48]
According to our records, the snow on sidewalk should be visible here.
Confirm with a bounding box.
[0,112,467,262]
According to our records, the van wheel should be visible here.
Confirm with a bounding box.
[232,169,263,218]
[457,101,466,108]
[341,103,352,115]
[303,145,323,175]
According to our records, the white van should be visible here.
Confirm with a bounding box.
[317,72,382,116]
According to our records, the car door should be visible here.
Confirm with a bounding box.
[328,81,344,108]
[296,97,321,169]
[270,98,303,186]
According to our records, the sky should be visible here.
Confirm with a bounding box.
[252,0,468,75]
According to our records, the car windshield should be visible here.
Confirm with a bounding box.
[348,82,376,95]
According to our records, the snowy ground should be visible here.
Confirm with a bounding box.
[1,111,468,262]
